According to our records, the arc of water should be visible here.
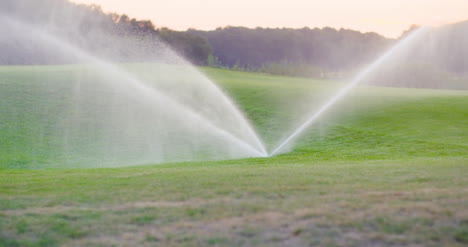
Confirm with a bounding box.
[269,27,429,157]
[182,67,268,156]
[6,17,268,158]
[103,70,268,158]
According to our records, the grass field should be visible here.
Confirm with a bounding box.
[1,66,467,246]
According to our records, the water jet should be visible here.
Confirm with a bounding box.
[269,27,429,156]
[0,16,267,167]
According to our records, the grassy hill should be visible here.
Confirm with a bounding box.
[203,68,468,159]
[1,66,467,246]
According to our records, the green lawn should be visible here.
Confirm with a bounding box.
[1,66,467,246]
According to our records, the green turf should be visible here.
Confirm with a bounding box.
[1,65,467,246]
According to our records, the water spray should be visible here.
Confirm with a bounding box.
[269,27,429,157]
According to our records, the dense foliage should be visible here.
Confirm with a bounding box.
[190,27,390,71]
[1,0,467,88]
[0,0,390,71]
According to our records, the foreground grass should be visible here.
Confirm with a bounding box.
[1,66,467,246]
[1,158,468,246]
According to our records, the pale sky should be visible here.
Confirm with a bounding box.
[70,0,467,38]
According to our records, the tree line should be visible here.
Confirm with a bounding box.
[1,0,389,71]
[1,0,467,88]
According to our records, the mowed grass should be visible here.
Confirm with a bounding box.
[1,65,468,246]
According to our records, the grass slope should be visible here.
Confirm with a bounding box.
[1,66,467,246]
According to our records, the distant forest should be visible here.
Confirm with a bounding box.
[190,27,389,72]
[1,0,389,71]
[1,0,467,86]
